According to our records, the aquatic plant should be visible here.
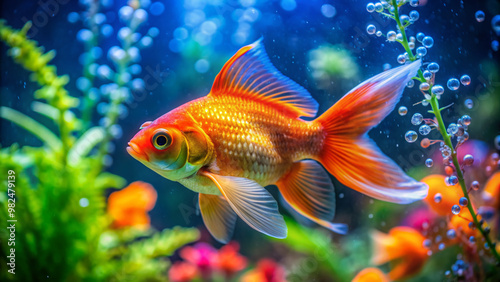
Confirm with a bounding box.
[365,0,500,279]
[0,2,199,280]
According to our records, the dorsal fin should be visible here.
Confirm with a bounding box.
[209,38,318,118]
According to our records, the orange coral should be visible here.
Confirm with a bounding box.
[107,181,157,229]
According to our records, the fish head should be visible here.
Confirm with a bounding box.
[127,118,213,181]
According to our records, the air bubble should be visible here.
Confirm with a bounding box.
[464,99,474,109]
[448,176,459,185]
[469,236,476,243]
[376,31,382,37]
[461,115,471,126]
[397,54,406,64]
[409,10,419,21]
[366,24,376,35]
[387,31,397,41]
[428,62,439,73]
[419,124,431,135]
[405,131,418,143]
[425,158,434,167]
[475,10,485,23]
[423,239,432,248]
[447,78,460,90]
[438,243,445,250]
[460,75,471,85]
[366,3,375,13]
[431,85,444,95]
[471,180,480,190]
[416,46,427,57]
[419,82,430,91]
[423,70,432,80]
[416,32,425,42]
[459,197,468,207]
[434,193,442,203]
[447,123,458,135]
[375,3,383,12]
[398,106,408,116]
[463,154,474,166]
[422,36,434,48]
[452,205,461,215]
[411,113,423,125]
[446,229,456,239]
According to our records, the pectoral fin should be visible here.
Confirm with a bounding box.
[202,172,287,239]
[199,193,237,244]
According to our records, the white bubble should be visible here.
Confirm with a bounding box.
[79,198,89,207]
[321,4,336,18]
[281,0,297,11]
[149,2,165,16]
[195,59,210,73]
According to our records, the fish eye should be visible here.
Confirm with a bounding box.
[152,130,172,150]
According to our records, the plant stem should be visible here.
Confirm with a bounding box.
[391,0,500,265]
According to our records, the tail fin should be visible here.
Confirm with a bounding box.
[315,60,428,204]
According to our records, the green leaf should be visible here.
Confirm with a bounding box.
[68,126,106,165]
[94,172,127,190]
[0,106,61,151]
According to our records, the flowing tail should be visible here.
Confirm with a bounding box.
[315,60,428,204]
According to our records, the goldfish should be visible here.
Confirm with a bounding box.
[127,38,428,243]
[371,227,428,280]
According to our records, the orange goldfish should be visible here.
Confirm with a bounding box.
[127,39,427,242]
[371,227,428,280]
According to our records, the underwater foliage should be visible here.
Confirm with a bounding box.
[0,3,199,281]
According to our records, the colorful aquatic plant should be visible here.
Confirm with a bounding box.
[365,0,500,279]
[0,1,200,280]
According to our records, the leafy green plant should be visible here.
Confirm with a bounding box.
[0,18,198,282]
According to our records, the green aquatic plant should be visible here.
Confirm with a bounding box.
[365,0,500,276]
[307,44,360,93]
[0,16,198,282]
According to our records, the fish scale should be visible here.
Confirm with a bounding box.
[185,95,324,186]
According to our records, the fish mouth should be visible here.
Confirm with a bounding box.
[127,142,149,162]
